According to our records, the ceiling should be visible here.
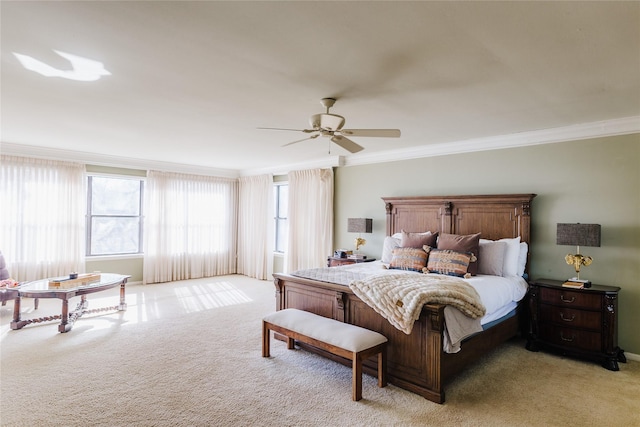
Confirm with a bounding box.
[2,1,639,177]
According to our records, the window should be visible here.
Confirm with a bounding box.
[87,175,144,256]
[274,183,288,253]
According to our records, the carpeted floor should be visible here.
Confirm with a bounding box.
[1,274,638,426]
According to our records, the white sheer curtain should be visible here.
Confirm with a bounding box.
[143,170,238,284]
[285,168,333,272]
[237,174,273,280]
[0,155,86,281]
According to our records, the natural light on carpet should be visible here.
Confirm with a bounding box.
[173,281,253,313]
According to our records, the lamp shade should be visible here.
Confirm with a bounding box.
[347,218,373,233]
[556,223,601,247]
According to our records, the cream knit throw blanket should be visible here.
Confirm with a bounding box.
[349,273,486,335]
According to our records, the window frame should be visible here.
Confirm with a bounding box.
[86,173,145,257]
[274,182,288,253]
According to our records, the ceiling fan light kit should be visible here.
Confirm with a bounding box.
[309,113,345,132]
[259,98,401,154]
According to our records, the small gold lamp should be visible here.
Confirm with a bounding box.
[556,223,601,285]
[347,218,373,258]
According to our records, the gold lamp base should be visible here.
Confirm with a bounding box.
[565,250,593,286]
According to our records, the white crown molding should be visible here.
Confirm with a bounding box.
[0,143,240,179]
[342,116,640,167]
[3,116,638,177]
[239,155,344,177]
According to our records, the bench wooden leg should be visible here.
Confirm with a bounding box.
[378,347,387,388]
[287,337,295,350]
[352,352,363,401]
[262,321,270,357]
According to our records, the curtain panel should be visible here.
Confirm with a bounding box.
[237,174,273,280]
[285,168,333,272]
[0,155,86,281]
[143,171,238,284]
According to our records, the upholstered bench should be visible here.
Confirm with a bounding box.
[262,308,388,401]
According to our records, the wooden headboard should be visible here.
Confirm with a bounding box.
[382,194,536,270]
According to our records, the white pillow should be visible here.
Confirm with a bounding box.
[479,236,521,277]
[381,233,402,263]
[478,240,507,276]
[517,242,528,277]
[500,236,521,277]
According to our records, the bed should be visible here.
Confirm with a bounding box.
[272,193,535,403]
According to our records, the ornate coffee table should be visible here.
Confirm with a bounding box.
[11,273,130,333]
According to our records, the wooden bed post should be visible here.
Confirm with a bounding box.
[273,277,283,311]
[385,202,393,237]
[426,304,445,403]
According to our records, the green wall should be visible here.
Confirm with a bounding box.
[333,134,640,355]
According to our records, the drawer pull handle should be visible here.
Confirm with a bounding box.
[560,295,575,303]
[560,313,575,322]
[560,332,575,342]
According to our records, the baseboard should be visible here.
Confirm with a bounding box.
[625,351,640,362]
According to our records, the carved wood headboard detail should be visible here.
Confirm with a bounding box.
[382,194,536,271]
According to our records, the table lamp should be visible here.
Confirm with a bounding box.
[556,223,601,285]
[347,218,372,257]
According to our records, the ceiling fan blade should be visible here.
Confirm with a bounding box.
[282,133,320,147]
[340,129,401,138]
[331,135,364,153]
[258,127,315,133]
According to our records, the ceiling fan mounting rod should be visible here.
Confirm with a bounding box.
[320,97,336,112]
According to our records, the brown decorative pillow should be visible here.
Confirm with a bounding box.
[426,249,472,278]
[389,247,429,272]
[401,230,438,249]
[437,232,481,275]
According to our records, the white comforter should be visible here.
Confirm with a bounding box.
[291,260,528,326]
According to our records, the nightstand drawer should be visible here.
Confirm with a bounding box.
[329,259,353,267]
[539,287,601,310]
[327,257,375,267]
[538,324,601,352]
[539,304,602,331]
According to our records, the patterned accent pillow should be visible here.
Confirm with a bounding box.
[437,232,481,275]
[389,247,429,272]
[426,249,472,278]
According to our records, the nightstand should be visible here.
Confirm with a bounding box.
[526,278,626,370]
[327,257,376,267]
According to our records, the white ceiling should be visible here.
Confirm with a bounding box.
[2,1,639,177]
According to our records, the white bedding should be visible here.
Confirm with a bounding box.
[462,274,528,325]
[292,260,528,326]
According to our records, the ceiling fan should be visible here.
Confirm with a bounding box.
[258,98,401,153]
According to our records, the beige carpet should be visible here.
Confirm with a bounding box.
[1,274,638,426]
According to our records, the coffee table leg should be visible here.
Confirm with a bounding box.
[59,299,71,333]
[10,296,24,330]
[118,280,127,311]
